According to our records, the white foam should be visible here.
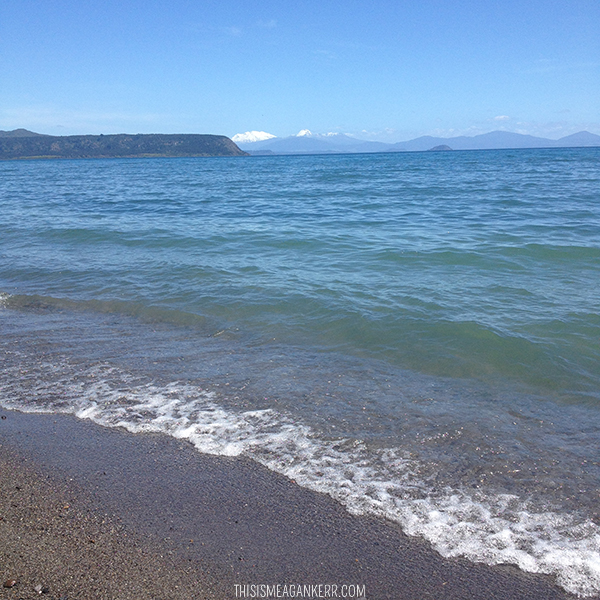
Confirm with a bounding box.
[0,292,10,308]
[2,362,600,596]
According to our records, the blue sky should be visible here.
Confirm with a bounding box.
[1,0,598,141]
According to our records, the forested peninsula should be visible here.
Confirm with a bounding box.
[0,130,248,159]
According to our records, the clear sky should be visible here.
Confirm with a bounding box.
[1,0,598,141]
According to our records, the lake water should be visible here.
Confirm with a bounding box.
[1,148,599,595]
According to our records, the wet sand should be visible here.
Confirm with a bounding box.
[0,407,583,600]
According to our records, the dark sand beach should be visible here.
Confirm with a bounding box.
[0,407,583,600]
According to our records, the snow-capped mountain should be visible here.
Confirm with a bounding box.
[236,129,380,153]
[234,129,600,155]
[232,131,276,143]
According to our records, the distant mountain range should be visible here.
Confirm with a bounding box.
[0,130,247,159]
[237,129,600,155]
[2,128,598,159]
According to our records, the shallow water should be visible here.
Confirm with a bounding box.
[1,149,599,595]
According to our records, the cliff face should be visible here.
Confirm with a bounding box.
[0,133,248,159]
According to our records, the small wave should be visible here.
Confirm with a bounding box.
[2,358,600,596]
[0,291,212,330]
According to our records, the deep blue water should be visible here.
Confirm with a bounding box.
[1,148,599,595]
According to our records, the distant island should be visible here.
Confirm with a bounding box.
[428,145,453,151]
[0,130,247,159]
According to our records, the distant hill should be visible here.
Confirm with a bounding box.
[0,128,48,138]
[250,135,339,154]
[0,132,247,159]
[392,131,556,152]
[237,130,600,155]
[555,131,600,147]
[237,132,389,154]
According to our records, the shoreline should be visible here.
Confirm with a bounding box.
[0,407,581,600]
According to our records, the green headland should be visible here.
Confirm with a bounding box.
[0,130,247,159]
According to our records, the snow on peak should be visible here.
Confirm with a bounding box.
[232,131,276,143]
[296,129,313,137]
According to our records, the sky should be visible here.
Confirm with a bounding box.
[1,0,599,142]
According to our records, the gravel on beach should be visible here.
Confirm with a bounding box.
[0,445,223,600]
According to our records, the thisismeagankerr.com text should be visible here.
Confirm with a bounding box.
[234,583,367,598]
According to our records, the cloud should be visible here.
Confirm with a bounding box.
[352,128,399,142]
[232,131,276,143]
[494,115,510,121]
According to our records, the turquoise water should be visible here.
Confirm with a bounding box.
[1,149,599,595]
